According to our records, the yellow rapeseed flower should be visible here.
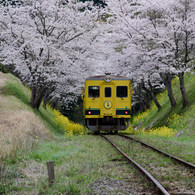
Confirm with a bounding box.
[52,109,88,137]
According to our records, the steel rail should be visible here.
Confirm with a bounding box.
[118,134,195,170]
[100,134,170,195]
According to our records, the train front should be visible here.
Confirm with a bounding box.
[83,74,132,133]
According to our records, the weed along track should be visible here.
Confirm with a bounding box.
[100,134,169,195]
[118,134,195,170]
[100,134,195,195]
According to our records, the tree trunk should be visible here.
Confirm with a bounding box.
[148,80,161,111]
[30,86,36,109]
[42,87,55,109]
[144,93,151,109]
[178,72,188,109]
[51,98,59,109]
[141,81,151,109]
[139,101,146,112]
[151,91,162,110]
[34,88,43,109]
[30,86,44,109]
[159,72,177,107]
[43,98,47,109]
[36,95,43,109]
[43,93,50,109]
[132,105,136,114]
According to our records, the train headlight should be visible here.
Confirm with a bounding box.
[104,75,112,82]
[125,111,128,115]
[88,111,92,115]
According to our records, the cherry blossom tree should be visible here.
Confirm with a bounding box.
[1,0,195,112]
[0,0,104,109]
[137,0,195,109]
[105,0,195,109]
[103,0,164,110]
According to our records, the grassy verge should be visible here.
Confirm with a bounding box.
[0,135,117,194]
[128,71,195,139]
[124,71,195,170]
[108,135,195,193]
[1,71,195,194]
[1,134,154,195]
[1,73,146,194]
[0,73,88,194]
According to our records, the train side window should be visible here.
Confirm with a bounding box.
[117,86,128,97]
[88,86,100,98]
[105,87,111,97]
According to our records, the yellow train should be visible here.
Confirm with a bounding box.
[82,73,133,133]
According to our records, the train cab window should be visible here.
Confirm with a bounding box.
[117,86,128,97]
[88,86,100,98]
[105,87,111,97]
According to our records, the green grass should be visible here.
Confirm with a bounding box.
[2,135,136,195]
[1,73,64,136]
[109,135,195,192]
[1,73,144,194]
[2,82,30,105]
[1,71,195,194]
[130,72,195,140]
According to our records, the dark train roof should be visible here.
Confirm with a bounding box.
[86,75,130,80]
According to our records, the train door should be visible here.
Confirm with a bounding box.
[101,83,115,117]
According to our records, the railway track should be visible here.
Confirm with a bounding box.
[100,134,195,195]
[118,134,195,170]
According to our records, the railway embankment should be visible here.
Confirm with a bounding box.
[0,71,195,194]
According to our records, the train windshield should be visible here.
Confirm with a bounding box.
[105,87,111,97]
[117,86,128,97]
[88,86,100,98]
